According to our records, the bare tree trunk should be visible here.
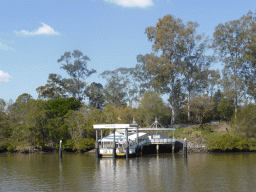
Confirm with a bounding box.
[42,132,45,149]
[188,91,191,123]
[171,83,175,125]
[235,98,237,120]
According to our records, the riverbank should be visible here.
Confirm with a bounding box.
[0,144,95,154]
[1,122,255,154]
[174,122,256,153]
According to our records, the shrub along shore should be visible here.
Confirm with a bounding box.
[1,121,256,154]
[174,122,256,153]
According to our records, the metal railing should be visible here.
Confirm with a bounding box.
[150,138,175,144]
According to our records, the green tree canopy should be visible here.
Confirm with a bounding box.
[86,82,104,109]
[212,11,256,118]
[217,98,234,121]
[190,95,214,125]
[46,97,81,118]
[232,104,256,138]
[100,68,138,106]
[136,90,171,127]
[37,50,96,101]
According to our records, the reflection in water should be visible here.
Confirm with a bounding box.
[1,153,256,191]
[59,158,63,190]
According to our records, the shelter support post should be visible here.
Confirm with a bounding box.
[101,128,103,149]
[113,128,116,158]
[172,143,175,153]
[126,128,129,158]
[156,144,159,153]
[136,127,139,156]
[95,129,99,158]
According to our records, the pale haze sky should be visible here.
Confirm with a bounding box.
[1,0,255,103]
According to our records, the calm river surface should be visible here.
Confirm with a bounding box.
[0,152,256,192]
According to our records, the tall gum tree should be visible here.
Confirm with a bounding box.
[212,11,256,118]
[244,21,256,101]
[37,50,96,101]
[134,54,155,96]
[144,14,213,125]
[36,74,67,100]
[100,68,138,107]
[145,15,186,125]
[57,50,96,101]
[180,21,216,123]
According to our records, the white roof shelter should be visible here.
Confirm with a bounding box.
[93,124,138,129]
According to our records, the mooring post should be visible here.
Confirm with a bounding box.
[59,140,62,158]
[156,144,159,153]
[172,129,175,153]
[136,126,139,156]
[126,128,129,158]
[95,129,99,158]
[184,138,187,158]
[113,128,116,158]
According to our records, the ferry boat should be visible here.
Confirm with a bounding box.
[98,129,148,157]
[94,117,177,158]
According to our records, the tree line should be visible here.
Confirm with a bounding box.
[1,11,256,152]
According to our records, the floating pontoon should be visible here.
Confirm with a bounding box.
[93,118,176,158]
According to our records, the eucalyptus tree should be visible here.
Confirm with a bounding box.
[5,93,35,145]
[179,20,217,122]
[36,74,67,100]
[217,98,234,121]
[136,90,171,127]
[245,36,256,101]
[134,54,155,96]
[86,82,104,109]
[0,99,8,141]
[37,50,96,101]
[15,93,33,104]
[190,95,214,126]
[0,98,6,116]
[28,100,49,148]
[57,50,96,101]
[244,22,256,101]
[144,15,187,125]
[100,67,138,106]
[144,14,215,125]
[212,11,256,118]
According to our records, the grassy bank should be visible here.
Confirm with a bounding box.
[172,122,256,152]
[0,138,95,153]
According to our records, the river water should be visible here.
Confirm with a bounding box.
[0,152,256,192]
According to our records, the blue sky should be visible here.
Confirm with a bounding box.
[1,0,256,104]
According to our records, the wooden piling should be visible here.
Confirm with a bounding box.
[184,139,187,158]
[59,140,62,158]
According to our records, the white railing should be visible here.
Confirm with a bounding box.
[150,138,175,143]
